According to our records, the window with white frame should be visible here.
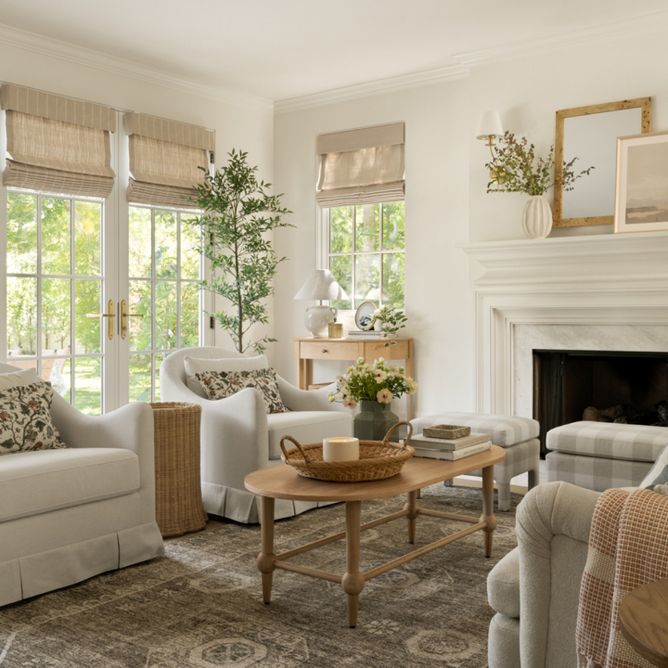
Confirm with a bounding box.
[325,201,405,310]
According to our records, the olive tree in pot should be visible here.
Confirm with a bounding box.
[195,149,291,354]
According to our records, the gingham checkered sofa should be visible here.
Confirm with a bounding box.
[410,412,540,510]
[546,420,668,490]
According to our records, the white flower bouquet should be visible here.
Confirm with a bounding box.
[329,357,416,409]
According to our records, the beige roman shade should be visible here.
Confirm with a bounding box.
[1,84,117,198]
[316,122,405,207]
[124,112,215,208]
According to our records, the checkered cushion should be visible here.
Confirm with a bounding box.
[545,451,652,491]
[546,421,668,463]
[411,413,538,447]
[467,439,540,483]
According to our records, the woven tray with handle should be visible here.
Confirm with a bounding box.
[279,422,414,482]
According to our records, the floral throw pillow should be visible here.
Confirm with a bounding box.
[195,369,288,414]
[0,381,67,455]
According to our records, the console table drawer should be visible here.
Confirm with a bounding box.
[300,340,362,360]
[364,340,409,360]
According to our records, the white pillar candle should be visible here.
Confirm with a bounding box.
[323,436,360,462]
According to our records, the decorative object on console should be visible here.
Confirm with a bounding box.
[329,357,416,440]
[615,131,668,234]
[482,130,593,239]
[554,97,652,228]
[354,300,377,331]
[294,269,348,338]
[327,320,343,338]
[195,149,292,354]
[370,305,408,338]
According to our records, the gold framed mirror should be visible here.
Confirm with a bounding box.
[553,97,652,228]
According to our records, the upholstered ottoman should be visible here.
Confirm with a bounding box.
[546,420,668,491]
[410,413,540,510]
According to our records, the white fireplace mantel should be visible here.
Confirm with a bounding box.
[463,232,668,415]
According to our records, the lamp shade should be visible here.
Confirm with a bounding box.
[294,269,348,301]
[476,110,504,140]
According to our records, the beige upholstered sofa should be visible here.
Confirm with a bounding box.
[0,363,163,607]
[487,481,600,667]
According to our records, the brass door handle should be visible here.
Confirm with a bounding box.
[120,299,144,340]
[86,299,115,340]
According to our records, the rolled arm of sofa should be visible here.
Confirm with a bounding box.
[517,481,600,667]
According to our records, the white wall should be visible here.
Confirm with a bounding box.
[273,30,668,415]
[0,37,275,352]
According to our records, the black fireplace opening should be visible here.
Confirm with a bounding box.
[533,349,668,456]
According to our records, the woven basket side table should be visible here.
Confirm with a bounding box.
[151,402,207,538]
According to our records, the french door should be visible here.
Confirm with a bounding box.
[4,188,208,413]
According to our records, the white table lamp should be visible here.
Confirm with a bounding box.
[294,269,348,337]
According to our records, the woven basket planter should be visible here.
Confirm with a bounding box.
[151,402,206,538]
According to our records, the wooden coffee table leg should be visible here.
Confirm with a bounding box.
[481,465,497,558]
[341,501,364,628]
[256,496,275,604]
[406,490,418,544]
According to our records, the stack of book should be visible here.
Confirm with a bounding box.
[409,431,491,460]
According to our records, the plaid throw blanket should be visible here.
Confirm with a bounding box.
[576,488,668,667]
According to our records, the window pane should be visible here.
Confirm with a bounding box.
[74,280,101,354]
[180,281,200,347]
[153,352,165,401]
[74,201,102,276]
[74,357,101,415]
[382,202,405,250]
[382,253,405,307]
[129,280,152,351]
[355,253,380,303]
[330,206,353,253]
[7,276,37,356]
[155,281,177,349]
[42,278,70,355]
[129,207,152,278]
[41,198,70,275]
[329,255,352,310]
[44,357,71,403]
[129,354,151,402]
[355,204,380,252]
[181,215,201,280]
[155,210,177,279]
[7,192,37,274]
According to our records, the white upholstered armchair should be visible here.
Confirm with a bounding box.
[160,347,353,523]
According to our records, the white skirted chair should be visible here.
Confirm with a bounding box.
[160,347,353,523]
[0,363,163,607]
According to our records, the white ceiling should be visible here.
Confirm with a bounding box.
[0,0,667,102]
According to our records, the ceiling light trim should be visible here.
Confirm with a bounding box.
[0,23,273,112]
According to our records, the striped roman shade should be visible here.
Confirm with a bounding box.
[316,122,405,207]
[1,84,117,198]
[124,112,215,209]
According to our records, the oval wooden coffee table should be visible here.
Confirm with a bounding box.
[244,445,505,627]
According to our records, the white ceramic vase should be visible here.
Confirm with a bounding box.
[522,195,553,239]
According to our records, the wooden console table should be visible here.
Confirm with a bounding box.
[294,336,414,418]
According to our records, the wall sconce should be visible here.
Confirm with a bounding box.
[476,110,504,158]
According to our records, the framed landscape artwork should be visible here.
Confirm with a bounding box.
[614,131,668,233]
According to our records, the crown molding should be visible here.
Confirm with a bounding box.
[0,23,273,112]
[275,8,668,114]
[452,9,668,67]
[274,64,469,114]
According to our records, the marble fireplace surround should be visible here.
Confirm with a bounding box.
[464,232,668,416]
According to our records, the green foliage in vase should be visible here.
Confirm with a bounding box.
[371,305,407,337]
[194,149,292,354]
[486,131,594,196]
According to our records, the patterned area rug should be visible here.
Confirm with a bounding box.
[0,485,519,667]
